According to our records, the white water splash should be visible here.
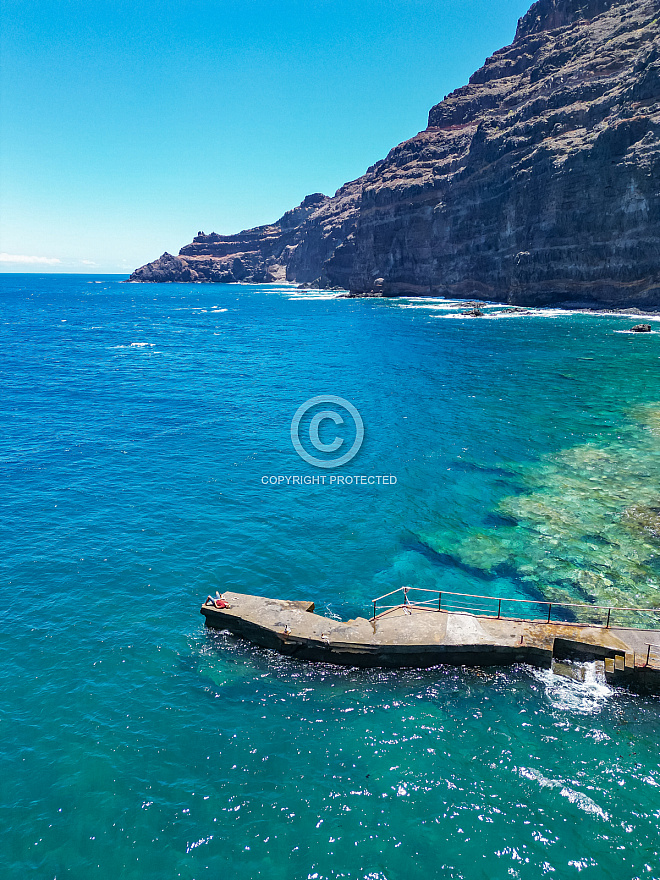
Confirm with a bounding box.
[531,661,613,714]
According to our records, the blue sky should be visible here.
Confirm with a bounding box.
[0,0,532,273]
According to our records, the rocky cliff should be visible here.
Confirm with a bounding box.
[131,0,660,308]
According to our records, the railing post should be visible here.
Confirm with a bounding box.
[547,603,552,624]
[438,592,442,612]
[404,586,409,606]
[498,599,502,620]
[373,601,376,620]
[647,644,651,667]
[606,607,611,628]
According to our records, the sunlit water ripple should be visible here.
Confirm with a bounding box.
[1,275,659,879]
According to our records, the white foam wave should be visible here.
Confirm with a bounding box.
[397,302,660,321]
[518,766,610,821]
[397,302,469,311]
[288,294,344,300]
[431,307,587,320]
[531,661,612,714]
[399,297,463,303]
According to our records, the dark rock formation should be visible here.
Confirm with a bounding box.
[131,0,660,308]
[631,322,653,329]
[129,189,361,285]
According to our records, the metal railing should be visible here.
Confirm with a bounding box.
[645,644,660,668]
[371,586,660,631]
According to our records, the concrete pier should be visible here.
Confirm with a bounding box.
[201,591,660,693]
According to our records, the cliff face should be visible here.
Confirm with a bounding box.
[131,0,660,308]
[130,185,365,286]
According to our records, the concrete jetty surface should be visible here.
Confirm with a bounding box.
[201,592,660,693]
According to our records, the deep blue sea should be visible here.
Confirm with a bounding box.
[2,274,660,880]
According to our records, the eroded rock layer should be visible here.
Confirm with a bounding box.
[131,0,660,308]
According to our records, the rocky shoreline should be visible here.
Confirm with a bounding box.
[130,0,659,309]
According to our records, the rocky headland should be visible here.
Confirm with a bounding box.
[131,0,660,308]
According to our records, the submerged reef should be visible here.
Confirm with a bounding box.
[422,404,660,621]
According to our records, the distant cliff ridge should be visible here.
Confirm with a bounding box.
[131,0,660,308]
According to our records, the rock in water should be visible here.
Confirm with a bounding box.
[631,323,653,331]
[131,0,660,309]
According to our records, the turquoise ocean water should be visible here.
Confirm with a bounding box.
[1,274,659,879]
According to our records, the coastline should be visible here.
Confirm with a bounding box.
[124,275,660,316]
